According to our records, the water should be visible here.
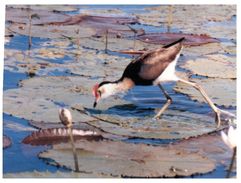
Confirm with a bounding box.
[3,5,236,178]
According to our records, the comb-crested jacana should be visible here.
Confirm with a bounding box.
[92,37,224,127]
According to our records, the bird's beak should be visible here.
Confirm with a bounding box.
[93,100,97,108]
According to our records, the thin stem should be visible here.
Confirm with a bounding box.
[68,126,80,172]
[167,5,173,32]
[28,8,32,52]
[105,29,108,54]
[226,147,236,178]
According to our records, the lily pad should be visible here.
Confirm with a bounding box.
[138,33,219,46]
[3,76,129,123]
[80,8,127,17]
[39,139,215,177]
[181,54,236,79]
[3,170,112,178]
[3,135,12,149]
[8,23,95,39]
[81,109,217,140]
[22,128,103,145]
[174,78,236,107]
[53,15,139,26]
[3,73,221,140]
[135,5,235,28]
[7,5,79,12]
[171,128,235,168]
[6,7,70,25]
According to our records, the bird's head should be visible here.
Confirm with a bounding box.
[92,81,117,108]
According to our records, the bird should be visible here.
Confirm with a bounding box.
[92,37,222,127]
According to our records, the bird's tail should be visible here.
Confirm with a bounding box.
[163,37,185,48]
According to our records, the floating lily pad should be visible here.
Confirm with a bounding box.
[81,109,217,140]
[8,23,95,39]
[135,5,235,28]
[3,76,129,123]
[39,139,215,177]
[138,33,219,46]
[174,78,236,107]
[53,15,139,26]
[7,5,79,12]
[3,135,12,149]
[181,54,236,79]
[171,128,235,168]
[6,7,70,25]
[80,8,128,17]
[3,170,111,178]
[22,128,103,145]
[47,14,143,38]
[182,43,223,57]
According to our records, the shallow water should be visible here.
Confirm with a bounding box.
[3,5,236,178]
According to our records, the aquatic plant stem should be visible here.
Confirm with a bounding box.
[167,5,173,32]
[68,126,80,172]
[105,29,108,54]
[226,146,236,178]
[28,7,32,52]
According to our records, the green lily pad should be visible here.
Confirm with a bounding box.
[174,78,236,107]
[39,139,215,177]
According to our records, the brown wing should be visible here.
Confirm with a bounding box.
[138,42,182,80]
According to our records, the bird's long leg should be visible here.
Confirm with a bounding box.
[154,84,172,119]
[178,78,222,127]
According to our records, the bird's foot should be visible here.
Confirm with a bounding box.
[215,108,236,128]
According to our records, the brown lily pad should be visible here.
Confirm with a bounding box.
[3,135,12,149]
[138,33,219,46]
[22,128,103,145]
[39,139,215,177]
[51,15,139,26]
[48,14,143,38]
